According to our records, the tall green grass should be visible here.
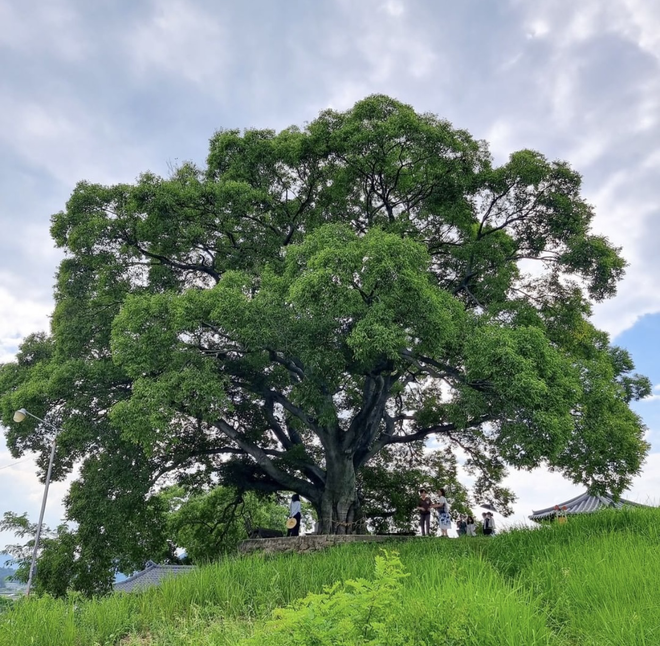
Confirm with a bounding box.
[1,507,658,645]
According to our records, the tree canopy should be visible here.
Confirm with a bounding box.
[0,96,650,554]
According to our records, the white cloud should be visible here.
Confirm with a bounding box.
[526,20,550,40]
[0,286,52,364]
[126,0,229,88]
[327,0,439,100]
[628,452,660,505]
[382,0,404,18]
[619,0,660,61]
[0,437,72,550]
[0,0,89,61]
[485,2,660,337]
[0,89,156,188]
[641,384,660,403]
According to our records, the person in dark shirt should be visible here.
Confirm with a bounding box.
[417,489,432,536]
[287,494,302,537]
[482,512,494,536]
[457,514,467,536]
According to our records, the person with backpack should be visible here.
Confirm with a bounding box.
[433,488,452,537]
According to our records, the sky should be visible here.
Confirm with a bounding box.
[1,0,660,547]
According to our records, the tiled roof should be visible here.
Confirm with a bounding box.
[529,491,644,522]
[113,560,195,593]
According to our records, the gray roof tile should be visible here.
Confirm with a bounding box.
[529,490,644,521]
[113,561,195,593]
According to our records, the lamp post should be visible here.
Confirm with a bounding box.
[12,408,60,597]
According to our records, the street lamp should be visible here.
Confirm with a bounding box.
[12,408,60,597]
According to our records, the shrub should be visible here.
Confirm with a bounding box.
[241,550,409,646]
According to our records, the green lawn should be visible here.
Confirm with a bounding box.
[1,507,658,645]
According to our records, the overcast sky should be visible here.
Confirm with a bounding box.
[1,0,660,547]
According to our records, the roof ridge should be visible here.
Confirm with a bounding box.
[113,562,196,593]
[530,490,591,515]
[529,489,646,521]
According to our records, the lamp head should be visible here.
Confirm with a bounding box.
[13,409,28,423]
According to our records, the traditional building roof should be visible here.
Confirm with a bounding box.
[529,490,644,522]
[113,560,195,593]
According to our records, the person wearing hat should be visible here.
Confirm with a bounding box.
[287,494,302,536]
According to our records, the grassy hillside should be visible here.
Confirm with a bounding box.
[0,508,658,645]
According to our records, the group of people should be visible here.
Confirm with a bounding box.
[417,488,452,536]
[417,489,496,537]
[455,512,496,536]
[286,490,498,538]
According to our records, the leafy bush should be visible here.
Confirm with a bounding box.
[241,550,409,646]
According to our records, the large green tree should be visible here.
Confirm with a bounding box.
[0,96,650,540]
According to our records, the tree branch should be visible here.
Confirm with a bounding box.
[128,238,221,283]
[266,390,328,444]
[356,422,458,468]
[213,418,320,502]
[266,349,305,382]
[344,373,397,455]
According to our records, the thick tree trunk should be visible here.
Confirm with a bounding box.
[317,454,364,534]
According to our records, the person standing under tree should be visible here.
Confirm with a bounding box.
[287,494,302,536]
[433,488,452,537]
[486,512,496,535]
[466,516,477,537]
[417,489,432,536]
[482,512,494,536]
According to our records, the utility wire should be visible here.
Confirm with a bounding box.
[0,458,32,471]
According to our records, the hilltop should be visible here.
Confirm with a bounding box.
[0,507,659,645]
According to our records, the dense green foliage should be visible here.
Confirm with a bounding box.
[1,488,292,596]
[1,508,660,645]
[1,505,171,597]
[360,445,474,533]
[161,487,290,561]
[0,95,650,583]
[0,513,81,598]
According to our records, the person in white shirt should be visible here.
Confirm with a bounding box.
[466,516,477,537]
[287,494,302,536]
[433,488,452,537]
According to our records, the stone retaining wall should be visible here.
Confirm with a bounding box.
[238,534,411,555]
